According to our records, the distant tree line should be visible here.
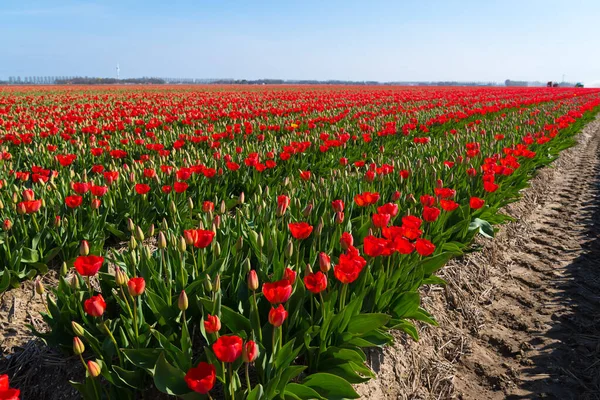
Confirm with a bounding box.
[54,77,166,85]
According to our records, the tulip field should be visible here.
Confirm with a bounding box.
[1,85,600,400]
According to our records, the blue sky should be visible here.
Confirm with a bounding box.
[1,0,599,84]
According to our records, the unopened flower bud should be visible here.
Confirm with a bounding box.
[248,270,259,291]
[242,340,259,363]
[239,192,245,204]
[87,360,101,378]
[213,274,220,293]
[219,200,226,215]
[284,240,294,259]
[127,218,135,232]
[158,231,167,249]
[34,276,45,296]
[178,290,188,311]
[213,241,221,257]
[178,237,187,252]
[80,240,89,256]
[115,267,127,286]
[235,236,243,251]
[148,224,155,237]
[72,321,85,337]
[135,225,145,242]
[71,275,80,290]
[61,261,68,276]
[302,203,313,217]
[243,258,251,274]
[73,337,85,355]
[204,274,213,292]
[319,252,331,272]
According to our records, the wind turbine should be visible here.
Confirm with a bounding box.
[116,63,120,80]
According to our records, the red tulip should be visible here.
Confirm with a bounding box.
[262,279,293,304]
[377,203,398,217]
[90,185,108,197]
[22,189,35,201]
[185,362,216,394]
[19,200,42,214]
[277,195,291,216]
[318,252,331,272]
[204,314,221,334]
[173,181,188,193]
[470,197,485,209]
[0,374,20,400]
[331,199,344,212]
[288,222,313,240]
[127,277,146,296]
[372,213,391,228]
[440,199,459,211]
[242,340,259,363]
[184,229,215,248]
[415,238,435,256]
[72,182,89,194]
[420,194,435,207]
[74,255,104,276]
[334,247,367,284]
[268,304,288,327]
[283,267,297,284]
[65,195,83,208]
[422,206,441,222]
[202,201,214,212]
[212,335,243,363]
[135,183,151,195]
[84,294,106,317]
[340,232,353,250]
[299,170,311,181]
[304,271,327,294]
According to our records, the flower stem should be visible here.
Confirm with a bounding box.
[245,362,252,392]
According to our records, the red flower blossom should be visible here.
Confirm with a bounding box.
[135,183,151,195]
[288,222,313,240]
[65,195,83,208]
[262,279,293,304]
[204,314,221,334]
[185,362,216,394]
[184,229,215,248]
[372,213,391,228]
[331,199,344,212]
[470,197,485,209]
[304,271,327,294]
[415,238,436,256]
[212,335,243,363]
[422,206,441,222]
[74,255,104,276]
[19,200,42,214]
[440,199,459,211]
[0,374,20,400]
[84,294,106,317]
[269,304,288,327]
[127,277,146,296]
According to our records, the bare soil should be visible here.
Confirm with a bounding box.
[2,116,600,399]
[357,114,600,399]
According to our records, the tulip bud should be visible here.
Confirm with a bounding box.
[178,290,189,311]
[115,267,127,286]
[161,218,169,231]
[129,236,137,250]
[239,192,245,204]
[79,240,89,256]
[248,270,259,291]
[178,237,187,252]
[213,241,221,257]
[34,276,45,296]
[54,215,62,227]
[135,225,145,242]
[126,218,134,232]
[73,337,85,355]
[305,263,313,276]
[169,200,177,215]
[257,232,264,249]
[17,203,26,215]
[130,250,138,265]
[242,340,259,363]
[157,231,167,249]
[335,211,345,224]
[187,197,194,211]
[70,275,80,290]
[213,274,220,293]
[0,200,4,210]
[148,224,155,237]
[242,258,251,274]
[235,236,243,251]
[2,219,11,231]
[302,203,313,217]
[91,198,101,209]
[61,261,68,276]
[284,240,294,259]
[219,200,226,215]
[315,217,324,237]
[72,321,85,337]
[319,252,331,272]
[87,360,102,378]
